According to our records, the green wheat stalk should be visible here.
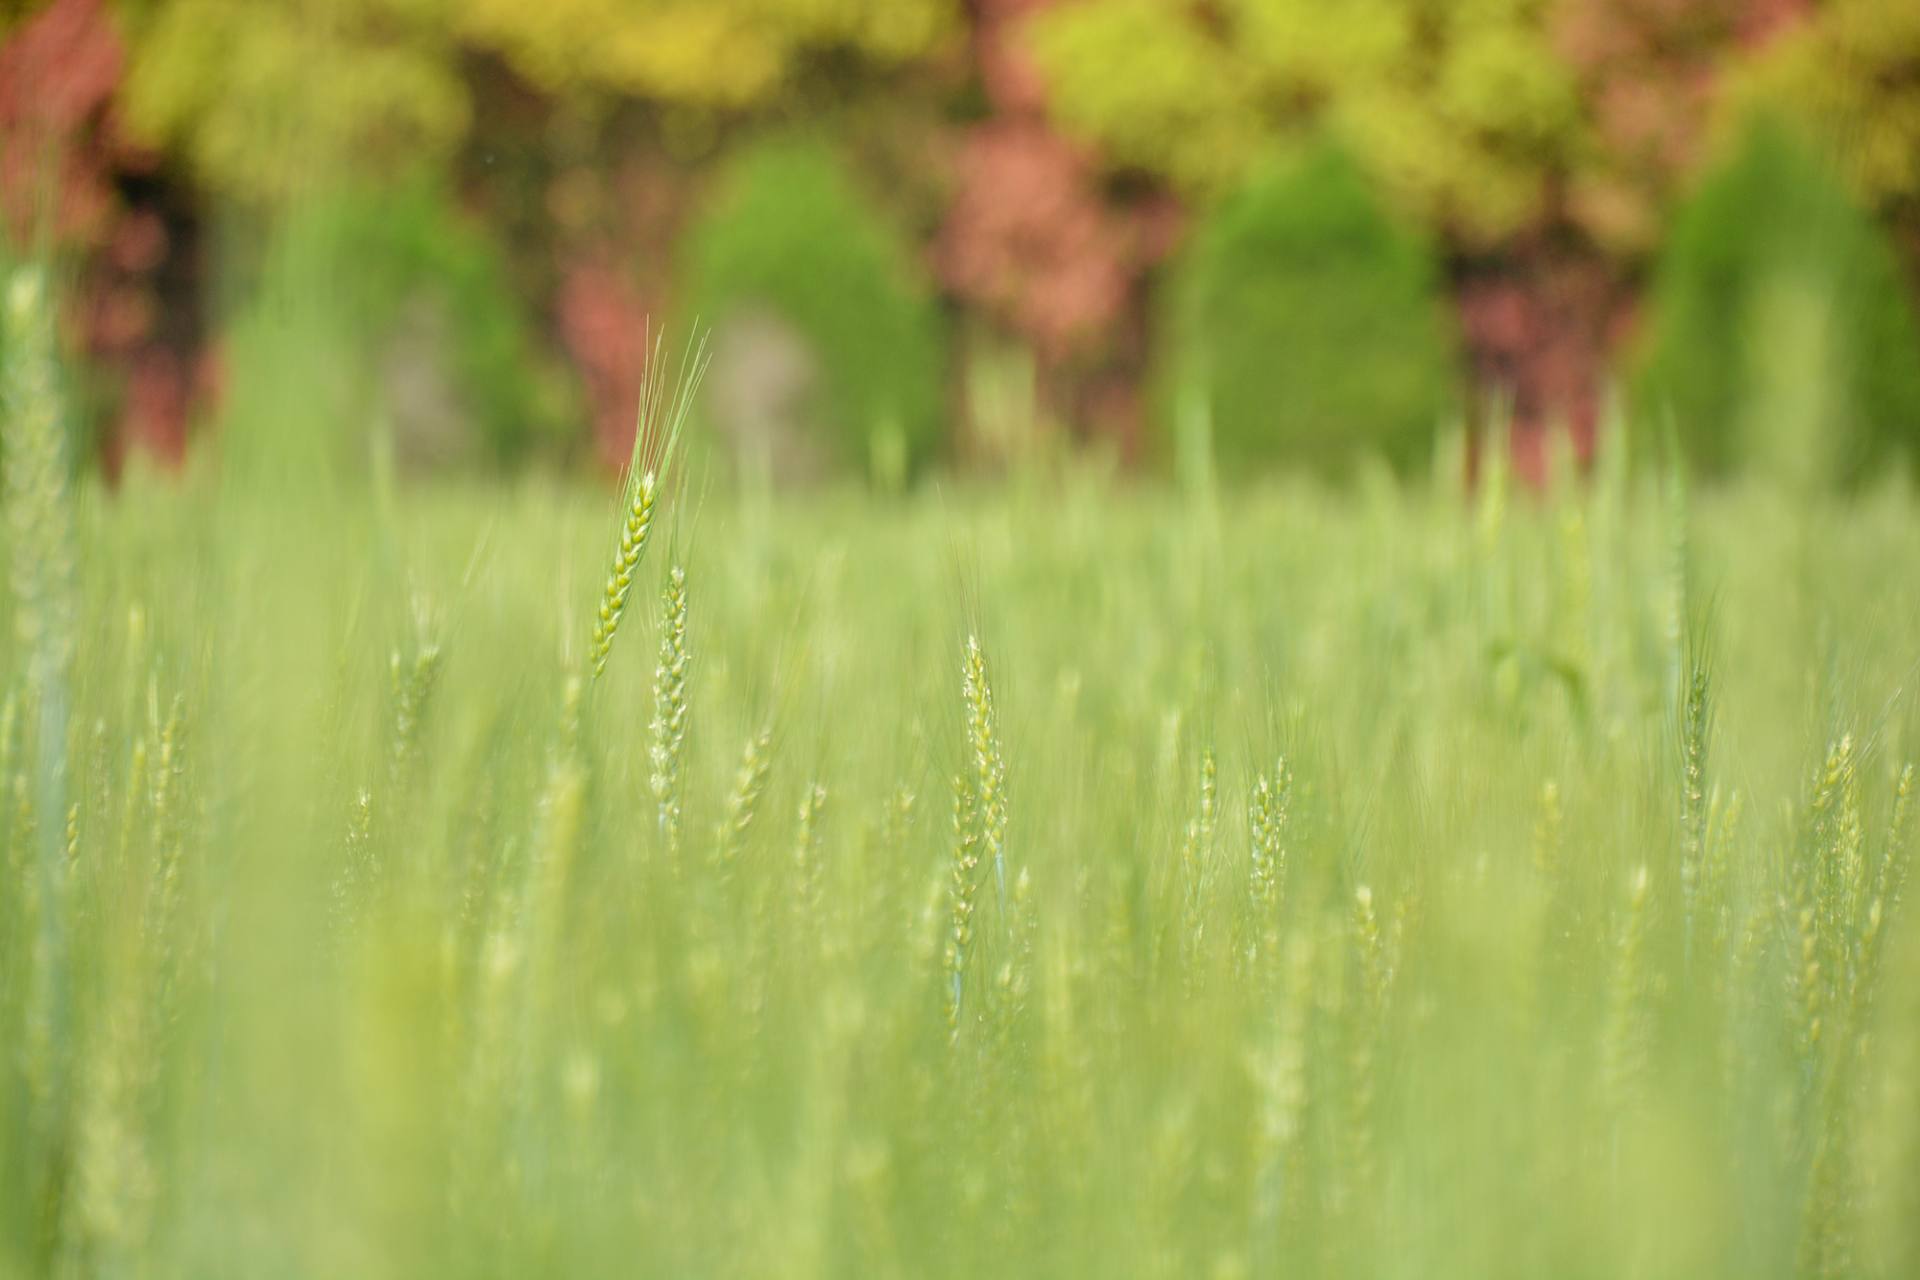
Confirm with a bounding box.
[1247,756,1292,971]
[961,635,1008,912]
[649,563,691,866]
[587,331,709,681]
[716,723,773,868]
[1678,652,1712,968]
[5,266,79,1242]
[946,768,982,1035]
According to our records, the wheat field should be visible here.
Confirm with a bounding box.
[5,285,1920,1277]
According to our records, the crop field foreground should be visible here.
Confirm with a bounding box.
[4,452,1920,1277]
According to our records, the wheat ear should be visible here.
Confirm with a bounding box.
[588,331,709,680]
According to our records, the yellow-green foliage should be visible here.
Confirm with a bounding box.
[121,0,469,205]
[1029,0,1579,242]
[458,0,955,108]
[1727,0,1920,217]
[1023,0,1260,192]
[116,0,956,204]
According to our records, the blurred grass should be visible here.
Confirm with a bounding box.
[3,429,1920,1274]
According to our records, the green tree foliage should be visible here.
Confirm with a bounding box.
[1634,116,1920,485]
[1165,144,1458,477]
[1029,0,1580,245]
[458,0,955,109]
[218,184,567,487]
[677,139,944,483]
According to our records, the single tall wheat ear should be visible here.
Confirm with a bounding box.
[588,329,710,682]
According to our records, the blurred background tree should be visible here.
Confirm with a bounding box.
[215,183,572,491]
[677,138,945,487]
[1164,145,1458,479]
[2,0,1917,486]
[1633,116,1920,485]
[934,0,1170,465]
